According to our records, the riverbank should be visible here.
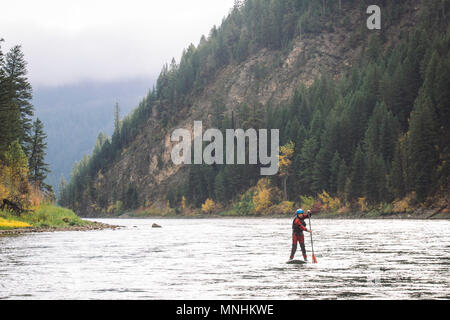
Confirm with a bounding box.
[0,221,119,236]
[103,194,449,220]
[312,209,450,220]
[113,207,450,220]
[0,204,119,236]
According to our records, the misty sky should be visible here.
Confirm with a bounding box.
[1,0,236,88]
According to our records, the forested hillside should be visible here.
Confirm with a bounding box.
[59,0,449,217]
[0,40,53,211]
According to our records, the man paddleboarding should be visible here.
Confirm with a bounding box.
[289,208,312,261]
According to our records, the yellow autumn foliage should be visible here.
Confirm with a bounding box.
[181,196,187,210]
[318,191,341,212]
[253,188,271,213]
[201,198,216,214]
[0,182,10,201]
[107,200,123,214]
[393,197,414,213]
[279,141,295,177]
[357,197,369,212]
[1,141,32,209]
[252,178,283,214]
[0,217,31,229]
[270,201,295,215]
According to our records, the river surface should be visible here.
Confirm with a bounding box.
[0,218,449,299]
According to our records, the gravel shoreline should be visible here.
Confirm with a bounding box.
[0,221,121,236]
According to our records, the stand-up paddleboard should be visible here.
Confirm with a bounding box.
[286,259,307,264]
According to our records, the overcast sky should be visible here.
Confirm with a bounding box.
[1,0,235,88]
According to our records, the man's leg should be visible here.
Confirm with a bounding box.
[290,234,298,259]
[299,234,307,261]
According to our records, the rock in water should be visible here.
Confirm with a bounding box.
[152,223,162,228]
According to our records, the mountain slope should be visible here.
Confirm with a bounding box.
[60,0,449,216]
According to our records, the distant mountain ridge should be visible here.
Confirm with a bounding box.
[33,78,154,193]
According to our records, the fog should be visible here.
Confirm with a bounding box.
[0,0,235,88]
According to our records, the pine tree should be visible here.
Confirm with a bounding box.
[114,102,120,134]
[166,186,176,208]
[28,118,50,191]
[298,136,319,195]
[0,42,21,156]
[3,45,34,157]
[329,151,341,195]
[4,140,30,205]
[348,144,365,201]
[309,110,324,140]
[312,124,337,194]
[214,171,227,203]
[279,141,295,200]
[211,95,225,129]
[123,184,139,209]
[337,158,348,199]
[422,49,450,184]
[364,150,387,204]
[111,102,121,154]
[58,175,67,206]
[390,139,406,199]
[407,93,439,202]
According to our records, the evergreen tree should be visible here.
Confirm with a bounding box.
[3,45,34,157]
[214,171,227,203]
[211,95,225,129]
[298,136,319,195]
[407,93,439,202]
[390,139,406,199]
[0,42,21,156]
[58,175,67,205]
[312,122,337,194]
[122,184,139,209]
[111,102,121,155]
[348,144,365,201]
[4,140,30,205]
[364,150,387,204]
[422,49,450,182]
[329,151,341,195]
[166,186,176,207]
[337,158,348,199]
[279,141,295,200]
[113,102,120,134]
[28,118,51,191]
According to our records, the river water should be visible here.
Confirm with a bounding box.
[0,218,449,299]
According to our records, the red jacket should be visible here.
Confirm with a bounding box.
[292,216,308,234]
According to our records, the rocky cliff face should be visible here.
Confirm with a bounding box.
[77,3,420,216]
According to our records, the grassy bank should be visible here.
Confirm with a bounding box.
[0,204,117,232]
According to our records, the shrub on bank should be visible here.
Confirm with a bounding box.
[268,201,295,215]
[26,205,90,227]
[127,206,177,217]
[0,204,89,228]
[298,195,315,211]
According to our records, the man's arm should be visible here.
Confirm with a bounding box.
[301,210,313,219]
[294,218,310,232]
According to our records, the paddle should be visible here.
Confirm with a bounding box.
[307,211,318,263]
